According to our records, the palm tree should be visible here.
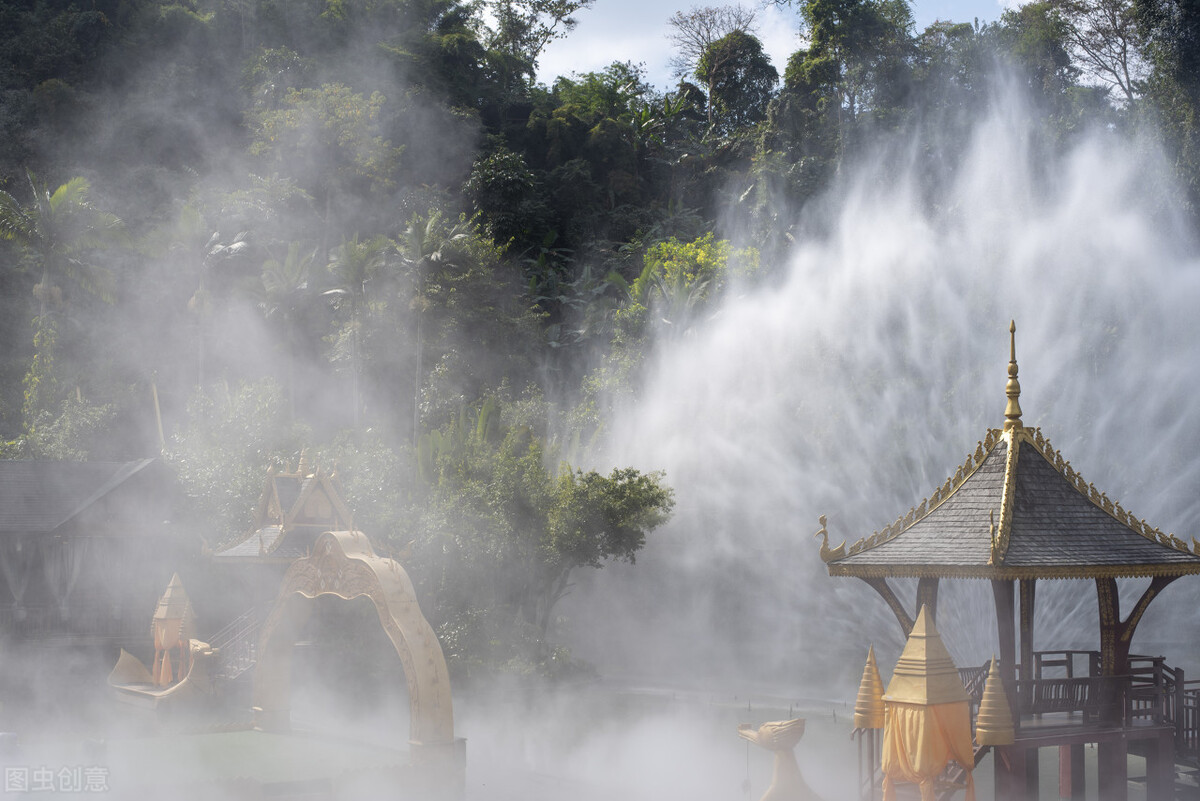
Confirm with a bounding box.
[324,234,390,428]
[259,241,316,419]
[0,173,122,424]
[396,211,470,443]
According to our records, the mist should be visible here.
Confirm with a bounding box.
[4,2,1200,799]
[562,89,1200,696]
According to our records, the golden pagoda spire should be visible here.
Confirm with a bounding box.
[1004,320,1023,431]
[854,645,886,729]
[883,606,968,705]
[974,656,1015,745]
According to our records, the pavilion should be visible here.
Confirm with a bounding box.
[818,324,1200,800]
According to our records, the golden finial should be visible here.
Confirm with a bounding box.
[975,656,1015,745]
[1003,321,1023,431]
[854,645,886,729]
[298,448,312,477]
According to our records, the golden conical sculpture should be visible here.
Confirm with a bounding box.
[855,645,886,729]
[883,607,968,706]
[881,606,975,801]
[974,657,1015,746]
[737,719,823,801]
[151,573,196,687]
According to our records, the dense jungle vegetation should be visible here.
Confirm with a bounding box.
[1,0,1198,678]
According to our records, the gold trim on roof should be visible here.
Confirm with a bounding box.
[989,428,1020,565]
[826,429,1002,561]
[828,561,1200,580]
[1017,426,1194,556]
[818,323,1200,573]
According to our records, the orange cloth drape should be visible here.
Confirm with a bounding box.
[881,701,975,801]
[153,618,188,686]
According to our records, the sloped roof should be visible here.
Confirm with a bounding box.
[213,460,353,563]
[0,459,160,535]
[820,328,1200,580]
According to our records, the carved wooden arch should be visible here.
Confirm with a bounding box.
[252,531,454,745]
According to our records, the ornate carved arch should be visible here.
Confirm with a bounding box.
[252,531,454,745]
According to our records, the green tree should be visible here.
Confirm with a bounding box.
[996,2,1080,104]
[167,378,311,545]
[1135,0,1200,208]
[417,397,674,667]
[248,83,402,253]
[259,241,317,419]
[0,173,122,425]
[697,29,779,131]
[787,0,914,148]
[325,233,391,429]
[612,232,759,349]
[667,4,759,126]
[1052,0,1146,104]
[484,0,596,97]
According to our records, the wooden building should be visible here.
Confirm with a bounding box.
[819,325,1200,801]
[203,457,355,682]
[0,458,193,645]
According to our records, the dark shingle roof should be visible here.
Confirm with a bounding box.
[827,426,1200,580]
[0,459,158,534]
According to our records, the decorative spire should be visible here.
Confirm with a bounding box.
[854,645,886,729]
[974,656,1015,745]
[883,606,968,705]
[1004,320,1023,431]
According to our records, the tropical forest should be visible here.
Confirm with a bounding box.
[1,0,1198,681]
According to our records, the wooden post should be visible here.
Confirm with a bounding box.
[993,579,1019,724]
[1096,737,1128,801]
[1058,744,1085,800]
[1144,728,1174,801]
[916,577,940,625]
[1020,579,1037,713]
[994,745,1029,801]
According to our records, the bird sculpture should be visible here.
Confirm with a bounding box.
[737,718,823,801]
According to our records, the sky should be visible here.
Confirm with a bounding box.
[538,0,1016,89]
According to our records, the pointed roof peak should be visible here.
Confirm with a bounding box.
[1004,320,1023,431]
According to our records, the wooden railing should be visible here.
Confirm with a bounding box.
[994,650,1200,765]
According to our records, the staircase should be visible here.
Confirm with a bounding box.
[210,607,261,681]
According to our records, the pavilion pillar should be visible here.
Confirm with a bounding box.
[1095,578,1124,676]
[915,577,939,624]
[1019,578,1036,719]
[1096,737,1128,801]
[993,745,1029,801]
[1058,744,1085,800]
[1018,579,1036,679]
[992,579,1019,725]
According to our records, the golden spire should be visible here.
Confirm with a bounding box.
[153,573,192,621]
[974,656,1015,745]
[883,606,968,705]
[1003,320,1023,431]
[854,645,886,729]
